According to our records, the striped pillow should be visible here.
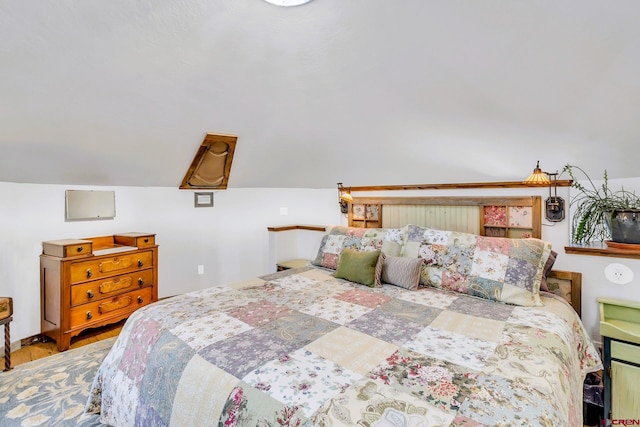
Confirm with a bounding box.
[377,256,422,290]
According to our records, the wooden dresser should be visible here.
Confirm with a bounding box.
[40,232,158,351]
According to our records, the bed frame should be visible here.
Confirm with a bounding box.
[345,195,582,317]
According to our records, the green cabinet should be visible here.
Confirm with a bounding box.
[598,297,640,420]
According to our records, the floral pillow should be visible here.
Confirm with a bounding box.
[401,225,552,307]
[311,226,406,270]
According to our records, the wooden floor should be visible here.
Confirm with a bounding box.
[4,320,124,368]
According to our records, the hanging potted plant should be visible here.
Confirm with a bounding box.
[563,164,640,245]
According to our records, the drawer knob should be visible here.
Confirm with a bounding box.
[87,290,94,299]
[144,238,149,243]
[137,296,143,304]
[138,278,144,286]
[137,260,143,267]
[86,269,92,278]
[86,311,92,320]
[77,247,84,253]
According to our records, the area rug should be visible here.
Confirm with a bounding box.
[0,337,115,426]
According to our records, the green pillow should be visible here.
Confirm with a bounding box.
[335,248,381,287]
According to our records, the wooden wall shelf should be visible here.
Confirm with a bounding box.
[348,180,573,192]
[267,225,327,233]
[565,242,640,260]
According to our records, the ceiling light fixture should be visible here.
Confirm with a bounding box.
[263,0,314,6]
[524,161,565,222]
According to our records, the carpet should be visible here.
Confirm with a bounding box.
[0,337,115,426]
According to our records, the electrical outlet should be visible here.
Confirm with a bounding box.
[197,265,204,275]
[604,263,633,285]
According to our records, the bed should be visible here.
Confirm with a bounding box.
[86,221,602,427]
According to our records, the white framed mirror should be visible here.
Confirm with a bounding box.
[65,190,116,221]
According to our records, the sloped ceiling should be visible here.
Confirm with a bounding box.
[1,0,639,188]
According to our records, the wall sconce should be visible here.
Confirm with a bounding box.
[337,182,353,214]
[524,161,565,222]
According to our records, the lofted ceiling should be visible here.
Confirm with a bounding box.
[1,0,639,189]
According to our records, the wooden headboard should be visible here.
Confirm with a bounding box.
[547,270,582,317]
[345,195,582,316]
[349,196,542,239]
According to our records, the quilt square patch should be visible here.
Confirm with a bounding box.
[310,380,455,426]
[260,311,339,346]
[447,296,515,321]
[304,326,398,375]
[347,310,425,347]
[470,250,509,281]
[377,298,442,326]
[300,297,372,325]
[271,273,321,292]
[199,329,301,379]
[170,312,253,350]
[369,348,479,412]
[396,288,458,309]
[457,374,559,426]
[218,383,308,426]
[137,333,196,424]
[243,348,361,417]
[227,300,294,327]
[405,327,497,371]
[429,310,505,342]
[118,316,163,382]
[171,355,239,426]
[334,289,390,308]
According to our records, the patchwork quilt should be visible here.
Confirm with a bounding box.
[86,266,602,426]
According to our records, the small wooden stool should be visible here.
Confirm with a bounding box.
[0,297,13,371]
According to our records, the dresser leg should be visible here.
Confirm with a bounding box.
[3,320,11,371]
[57,334,71,352]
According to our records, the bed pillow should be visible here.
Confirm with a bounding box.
[311,225,406,270]
[539,250,557,292]
[401,225,552,307]
[376,255,422,290]
[374,252,386,288]
[335,248,381,287]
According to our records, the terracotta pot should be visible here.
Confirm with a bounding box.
[606,209,640,244]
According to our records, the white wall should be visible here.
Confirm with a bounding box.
[0,182,340,346]
[2,179,640,350]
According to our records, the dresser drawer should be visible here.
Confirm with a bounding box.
[70,269,154,306]
[70,286,153,329]
[69,251,154,284]
[42,239,93,258]
[114,233,156,248]
[611,339,640,364]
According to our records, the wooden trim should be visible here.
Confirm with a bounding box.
[348,180,572,192]
[351,196,540,206]
[565,242,640,260]
[548,270,582,317]
[267,225,327,232]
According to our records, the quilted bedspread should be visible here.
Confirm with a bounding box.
[86,266,602,426]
